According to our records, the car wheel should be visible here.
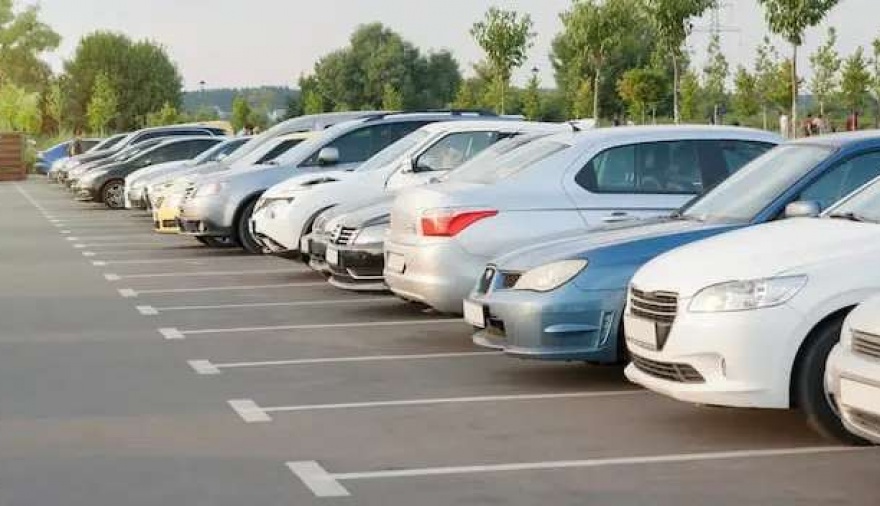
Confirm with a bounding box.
[235,199,263,255]
[101,179,125,209]
[795,315,870,445]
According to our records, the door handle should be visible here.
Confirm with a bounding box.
[602,212,631,223]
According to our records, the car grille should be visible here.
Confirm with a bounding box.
[183,184,196,201]
[852,330,880,360]
[847,407,880,436]
[330,225,357,246]
[630,287,679,324]
[631,353,705,383]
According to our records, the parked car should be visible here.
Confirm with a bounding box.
[178,111,503,254]
[36,138,101,174]
[827,294,880,444]
[384,125,781,314]
[623,142,880,443]
[47,133,127,181]
[73,137,223,208]
[467,133,880,363]
[125,136,248,209]
[67,138,170,188]
[251,120,561,258]
[150,132,317,236]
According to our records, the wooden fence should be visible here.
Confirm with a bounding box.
[0,133,26,182]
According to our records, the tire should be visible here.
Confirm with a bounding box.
[101,179,125,209]
[234,199,263,255]
[795,315,870,445]
[197,236,235,248]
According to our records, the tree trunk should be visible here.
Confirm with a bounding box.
[672,52,681,124]
[499,74,506,115]
[791,43,798,139]
[593,67,601,124]
[762,106,768,130]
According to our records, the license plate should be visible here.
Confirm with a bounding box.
[463,299,486,329]
[326,247,339,265]
[624,314,658,351]
[840,379,880,415]
[386,252,405,273]
[300,237,310,254]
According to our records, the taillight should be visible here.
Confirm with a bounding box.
[420,209,498,237]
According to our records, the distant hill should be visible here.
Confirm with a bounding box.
[182,86,298,116]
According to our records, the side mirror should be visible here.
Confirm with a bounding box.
[784,200,821,219]
[317,147,339,166]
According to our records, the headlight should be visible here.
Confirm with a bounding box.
[194,182,227,197]
[688,275,807,313]
[512,260,588,292]
[353,224,388,245]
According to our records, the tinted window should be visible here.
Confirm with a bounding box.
[301,121,430,167]
[257,139,305,164]
[138,129,210,143]
[450,138,571,184]
[800,151,880,210]
[575,140,774,195]
[415,131,500,172]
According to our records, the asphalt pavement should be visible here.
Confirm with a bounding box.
[0,178,877,506]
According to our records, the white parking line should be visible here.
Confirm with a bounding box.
[118,288,137,298]
[104,273,121,281]
[91,258,215,265]
[230,390,645,422]
[136,305,159,315]
[160,319,462,339]
[158,328,186,340]
[228,399,273,423]
[75,242,165,248]
[101,269,298,280]
[119,282,329,297]
[144,297,392,314]
[288,447,872,498]
[187,351,503,374]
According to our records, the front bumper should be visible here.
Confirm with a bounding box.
[624,304,805,409]
[468,283,625,363]
[251,199,300,253]
[153,205,181,233]
[126,187,149,209]
[827,344,880,444]
[305,234,331,274]
[178,197,232,238]
[327,242,387,292]
[383,239,486,314]
[73,183,99,202]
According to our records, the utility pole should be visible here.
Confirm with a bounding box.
[692,3,739,125]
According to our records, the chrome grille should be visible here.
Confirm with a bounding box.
[330,225,357,246]
[630,287,678,324]
[847,408,880,436]
[853,330,880,360]
[631,353,705,383]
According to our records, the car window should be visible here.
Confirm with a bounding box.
[575,140,774,195]
[256,139,305,164]
[300,121,430,167]
[415,131,500,172]
[800,151,880,210]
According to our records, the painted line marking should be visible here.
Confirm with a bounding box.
[228,399,271,423]
[260,390,645,414]
[91,261,108,267]
[150,297,392,313]
[175,319,462,337]
[60,230,71,234]
[187,360,221,375]
[158,328,186,340]
[126,282,328,295]
[65,237,78,241]
[104,273,121,281]
[136,305,159,316]
[75,242,164,248]
[73,244,85,249]
[82,251,96,257]
[88,258,214,265]
[118,288,138,298]
[192,351,503,374]
[106,269,296,280]
[287,447,872,498]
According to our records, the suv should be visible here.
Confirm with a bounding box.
[178,111,503,253]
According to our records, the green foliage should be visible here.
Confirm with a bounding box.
[46,79,65,132]
[617,67,667,123]
[678,70,702,121]
[809,27,841,116]
[522,73,541,120]
[382,84,404,110]
[0,81,41,133]
[571,78,594,119]
[145,102,181,127]
[302,90,325,115]
[0,0,60,91]
[86,72,118,134]
[231,95,252,131]
[732,66,760,120]
[470,7,535,113]
[702,34,729,110]
[840,47,871,113]
[64,31,183,130]
[452,78,483,109]
[769,59,797,114]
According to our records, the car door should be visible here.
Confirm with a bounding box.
[385,131,502,191]
[563,139,760,227]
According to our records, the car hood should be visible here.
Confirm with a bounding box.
[632,218,880,296]
[494,219,737,271]
[263,170,353,198]
[127,161,186,184]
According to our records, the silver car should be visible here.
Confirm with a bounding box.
[384,125,783,314]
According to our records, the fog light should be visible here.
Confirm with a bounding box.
[599,310,616,346]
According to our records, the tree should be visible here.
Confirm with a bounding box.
[809,27,841,117]
[618,67,667,123]
[769,59,797,117]
[703,34,729,123]
[470,7,535,114]
[86,72,118,134]
[0,82,41,133]
[145,101,180,127]
[757,0,840,137]
[452,78,483,109]
[522,72,541,120]
[46,79,65,133]
[382,84,404,110]
[302,90,325,115]
[643,0,716,123]
[65,31,183,130]
[679,69,702,121]
[840,47,871,117]
[0,0,60,91]
[231,95,252,132]
[571,78,594,119]
[754,37,782,129]
[870,37,880,127]
[732,66,760,121]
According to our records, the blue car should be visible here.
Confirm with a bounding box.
[466,131,880,363]
[35,138,101,174]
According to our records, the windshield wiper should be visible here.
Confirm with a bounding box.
[828,211,870,223]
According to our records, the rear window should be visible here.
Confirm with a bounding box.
[448,139,571,184]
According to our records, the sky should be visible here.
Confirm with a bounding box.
[34,0,880,91]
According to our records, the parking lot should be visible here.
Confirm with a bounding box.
[1,177,878,505]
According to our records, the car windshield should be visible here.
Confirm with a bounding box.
[681,144,833,223]
[193,139,242,165]
[448,136,571,184]
[90,134,126,152]
[355,129,431,172]
[825,176,880,223]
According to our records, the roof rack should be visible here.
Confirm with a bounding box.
[363,109,499,122]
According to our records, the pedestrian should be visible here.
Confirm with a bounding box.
[813,115,825,135]
[68,128,85,156]
[803,113,814,137]
[846,111,860,132]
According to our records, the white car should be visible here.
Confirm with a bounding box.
[250,120,565,256]
[624,162,880,444]
[827,295,880,445]
[384,125,781,313]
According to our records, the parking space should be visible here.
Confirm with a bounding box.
[3,178,878,505]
